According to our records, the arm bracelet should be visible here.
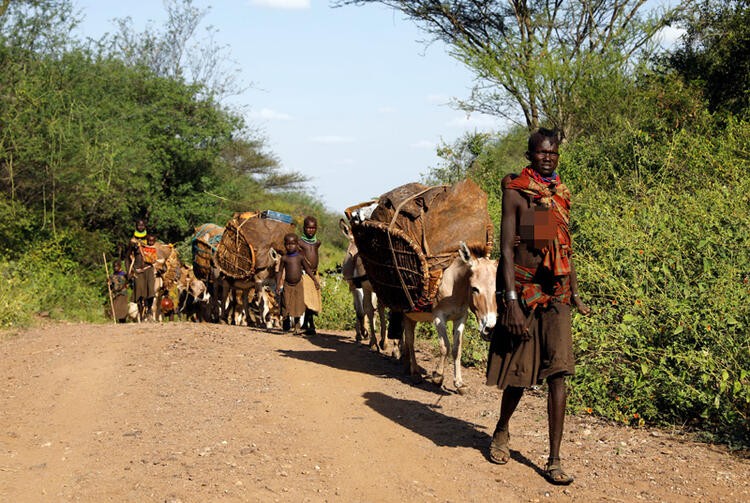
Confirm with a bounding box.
[504,290,518,302]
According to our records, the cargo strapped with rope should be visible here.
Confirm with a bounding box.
[345,178,494,312]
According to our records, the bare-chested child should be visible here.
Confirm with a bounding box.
[297,216,322,335]
[276,234,319,335]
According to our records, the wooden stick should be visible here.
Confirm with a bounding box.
[103,253,117,324]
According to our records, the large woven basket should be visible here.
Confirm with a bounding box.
[191,223,224,281]
[154,243,182,289]
[214,218,257,279]
[351,219,429,312]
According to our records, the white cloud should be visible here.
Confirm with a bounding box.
[656,25,686,49]
[335,158,356,165]
[249,108,292,121]
[249,0,311,9]
[310,135,355,144]
[377,106,397,114]
[410,140,434,149]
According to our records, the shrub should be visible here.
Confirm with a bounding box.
[0,232,105,329]
[563,118,750,444]
[317,273,357,331]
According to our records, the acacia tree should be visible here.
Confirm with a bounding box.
[100,0,244,100]
[0,0,80,57]
[338,0,681,138]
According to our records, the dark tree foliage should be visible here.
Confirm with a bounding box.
[669,0,750,116]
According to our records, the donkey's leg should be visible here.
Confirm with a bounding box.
[349,284,365,341]
[376,299,389,353]
[402,317,422,383]
[452,314,468,394]
[364,289,379,352]
[431,314,450,387]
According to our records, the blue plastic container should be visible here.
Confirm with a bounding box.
[261,210,293,224]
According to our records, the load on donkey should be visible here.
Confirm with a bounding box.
[212,211,292,327]
[189,223,225,321]
[345,178,498,392]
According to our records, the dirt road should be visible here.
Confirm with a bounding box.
[1,322,748,502]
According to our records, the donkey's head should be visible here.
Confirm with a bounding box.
[458,242,498,340]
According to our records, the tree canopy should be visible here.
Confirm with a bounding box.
[0,0,314,258]
[338,0,680,139]
[669,0,750,116]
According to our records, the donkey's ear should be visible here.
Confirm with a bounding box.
[458,241,472,264]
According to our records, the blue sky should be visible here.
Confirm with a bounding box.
[73,0,681,214]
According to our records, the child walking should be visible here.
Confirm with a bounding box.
[276,233,319,334]
[297,215,322,335]
[108,260,130,323]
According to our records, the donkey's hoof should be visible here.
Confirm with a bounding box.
[455,383,469,395]
[429,372,444,386]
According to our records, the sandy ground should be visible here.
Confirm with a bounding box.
[0,321,748,502]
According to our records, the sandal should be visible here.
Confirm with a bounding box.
[489,426,510,464]
[544,459,574,485]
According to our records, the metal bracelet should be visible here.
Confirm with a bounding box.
[504,290,518,302]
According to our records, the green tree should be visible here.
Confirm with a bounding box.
[0,0,80,57]
[338,0,680,138]
[102,0,245,100]
[669,0,750,116]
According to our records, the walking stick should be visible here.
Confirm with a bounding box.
[103,253,117,324]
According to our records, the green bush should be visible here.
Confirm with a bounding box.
[317,273,357,331]
[0,232,105,329]
[563,118,750,444]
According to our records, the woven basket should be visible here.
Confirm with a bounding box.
[162,245,181,289]
[192,223,224,281]
[351,219,429,311]
[215,218,257,279]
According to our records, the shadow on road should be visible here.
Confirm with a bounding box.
[276,331,450,396]
[362,391,543,471]
[362,390,488,449]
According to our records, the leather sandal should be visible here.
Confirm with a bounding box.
[489,427,510,464]
[544,459,574,485]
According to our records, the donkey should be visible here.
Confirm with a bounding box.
[400,242,497,394]
[219,249,281,326]
[340,219,388,353]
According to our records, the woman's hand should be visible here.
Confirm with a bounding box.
[503,301,529,340]
[573,295,591,316]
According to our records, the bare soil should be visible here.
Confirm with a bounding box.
[0,322,748,502]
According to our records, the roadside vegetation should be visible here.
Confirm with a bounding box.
[1,1,748,446]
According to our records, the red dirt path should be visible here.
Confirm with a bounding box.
[1,322,748,502]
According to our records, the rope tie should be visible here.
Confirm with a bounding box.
[386,185,448,310]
